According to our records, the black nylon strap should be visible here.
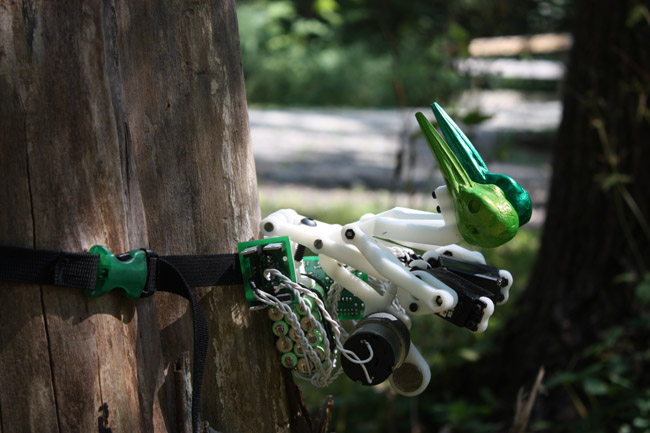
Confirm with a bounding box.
[163,254,242,287]
[0,246,98,289]
[0,246,242,290]
[156,259,209,433]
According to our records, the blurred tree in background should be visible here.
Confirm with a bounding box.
[237,0,574,106]
[491,0,650,430]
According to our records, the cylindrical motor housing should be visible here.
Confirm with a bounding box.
[342,312,410,385]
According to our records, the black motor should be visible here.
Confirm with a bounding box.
[342,312,411,385]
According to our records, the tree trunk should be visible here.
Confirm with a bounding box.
[493,0,650,422]
[0,1,305,432]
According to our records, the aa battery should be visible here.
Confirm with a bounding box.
[267,307,284,321]
[297,358,313,375]
[292,298,311,316]
[293,342,326,362]
[275,336,293,353]
[307,329,323,346]
[289,325,323,346]
[294,342,305,357]
[310,281,326,300]
[281,352,298,369]
[307,298,323,320]
[272,320,289,337]
[300,316,316,332]
[293,296,323,318]
[314,344,326,361]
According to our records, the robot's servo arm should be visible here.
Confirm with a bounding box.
[239,103,530,397]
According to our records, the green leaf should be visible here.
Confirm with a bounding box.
[267,1,296,20]
[618,424,632,433]
[583,377,609,395]
[459,347,481,362]
[545,364,603,388]
[595,172,633,190]
[626,5,650,27]
[633,417,650,429]
[635,274,650,306]
[313,0,342,25]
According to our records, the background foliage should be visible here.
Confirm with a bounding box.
[238,0,573,106]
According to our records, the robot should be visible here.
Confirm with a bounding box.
[238,103,532,396]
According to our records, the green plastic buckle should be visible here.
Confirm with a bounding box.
[86,245,148,300]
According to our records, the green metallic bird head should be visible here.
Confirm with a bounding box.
[416,112,519,248]
[430,103,532,226]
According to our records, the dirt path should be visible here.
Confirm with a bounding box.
[250,91,557,227]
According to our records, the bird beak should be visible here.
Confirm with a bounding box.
[430,102,488,182]
[415,111,473,195]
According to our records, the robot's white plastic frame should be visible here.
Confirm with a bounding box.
[261,185,513,396]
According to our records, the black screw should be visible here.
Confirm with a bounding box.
[313,239,323,249]
[409,303,419,312]
[264,222,274,232]
[467,320,477,330]
[294,244,306,261]
[345,229,355,239]
[431,190,437,199]
[436,206,441,213]
[436,296,443,306]
[472,303,483,313]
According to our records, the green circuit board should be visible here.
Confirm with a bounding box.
[238,237,296,310]
[302,256,366,320]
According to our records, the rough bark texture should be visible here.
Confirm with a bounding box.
[0,1,299,432]
[493,0,650,421]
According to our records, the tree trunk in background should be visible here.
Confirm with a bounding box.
[494,0,650,423]
[0,1,308,432]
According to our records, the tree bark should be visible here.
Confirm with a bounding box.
[0,1,300,432]
[493,0,650,421]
